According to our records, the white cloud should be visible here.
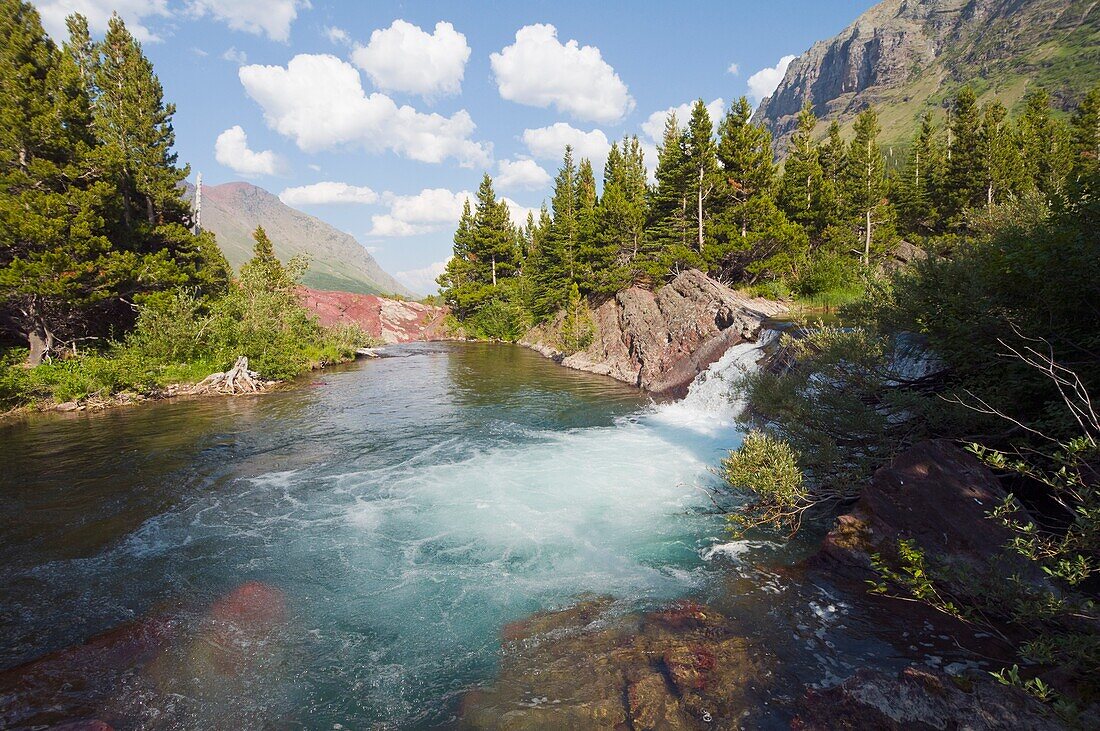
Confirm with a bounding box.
[396,259,449,295]
[187,0,309,43]
[368,188,473,237]
[641,98,725,143]
[214,126,282,177]
[325,25,351,46]
[490,24,634,123]
[223,47,248,65]
[279,182,378,206]
[496,158,551,191]
[502,197,538,226]
[352,20,470,99]
[239,54,491,167]
[727,62,740,76]
[35,0,170,42]
[522,123,611,167]
[748,54,796,104]
[192,47,208,57]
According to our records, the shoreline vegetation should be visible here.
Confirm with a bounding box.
[0,4,375,418]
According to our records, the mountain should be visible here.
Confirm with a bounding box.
[753,0,1100,154]
[194,182,414,298]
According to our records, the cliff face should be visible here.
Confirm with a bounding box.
[523,270,785,396]
[754,0,1100,153]
[297,287,447,344]
[196,182,414,298]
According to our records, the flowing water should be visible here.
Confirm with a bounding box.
[0,340,962,729]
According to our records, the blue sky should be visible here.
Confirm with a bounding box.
[33,0,878,294]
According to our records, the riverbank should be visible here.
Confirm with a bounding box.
[521,269,786,396]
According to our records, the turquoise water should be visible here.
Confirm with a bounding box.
[0,341,772,728]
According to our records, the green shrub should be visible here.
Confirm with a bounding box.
[722,430,806,534]
[558,283,594,354]
[0,348,33,409]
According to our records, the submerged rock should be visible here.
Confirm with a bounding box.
[523,269,785,396]
[792,666,1061,730]
[460,598,774,730]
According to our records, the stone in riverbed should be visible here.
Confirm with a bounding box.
[792,666,1061,730]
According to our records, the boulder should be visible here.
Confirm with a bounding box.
[792,666,1061,730]
[523,269,785,396]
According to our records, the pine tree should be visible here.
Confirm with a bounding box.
[895,113,942,234]
[94,14,190,241]
[559,282,594,355]
[1071,87,1100,181]
[778,101,823,230]
[715,96,776,239]
[816,120,848,232]
[1017,88,1075,201]
[944,87,985,225]
[683,99,719,254]
[647,112,690,276]
[438,198,479,316]
[574,158,601,292]
[979,101,1024,208]
[470,173,516,288]
[843,109,888,266]
[594,136,648,293]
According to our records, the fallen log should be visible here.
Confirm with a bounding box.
[189,356,273,395]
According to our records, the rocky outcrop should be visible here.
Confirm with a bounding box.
[753,0,1099,154]
[522,270,785,396]
[297,286,448,344]
[793,665,1060,730]
[807,439,1044,597]
[460,598,773,729]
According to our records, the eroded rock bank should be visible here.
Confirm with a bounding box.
[297,286,449,344]
[522,269,786,396]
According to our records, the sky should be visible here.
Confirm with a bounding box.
[32,0,878,294]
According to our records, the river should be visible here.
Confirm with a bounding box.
[1,340,938,729]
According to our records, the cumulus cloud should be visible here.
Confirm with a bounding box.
[279,181,378,206]
[223,47,248,65]
[325,25,351,46]
[496,158,551,191]
[490,24,634,123]
[727,62,740,76]
[748,54,796,104]
[239,54,491,167]
[368,188,473,237]
[187,0,309,43]
[640,98,725,143]
[35,0,170,42]
[352,20,470,99]
[396,259,449,295]
[502,197,539,227]
[522,123,611,167]
[214,126,282,176]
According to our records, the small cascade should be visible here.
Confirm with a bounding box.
[650,330,779,434]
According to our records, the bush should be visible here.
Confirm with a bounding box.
[558,283,594,354]
[468,298,530,342]
[0,348,33,409]
[722,430,807,534]
[792,252,860,298]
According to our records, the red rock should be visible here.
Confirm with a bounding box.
[207,580,287,629]
[296,286,448,344]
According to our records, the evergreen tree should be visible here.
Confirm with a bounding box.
[778,101,823,230]
[94,14,190,239]
[528,148,578,318]
[895,113,942,235]
[979,101,1024,208]
[437,198,479,316]
[944,87,985,225]
[1070,87,1100,179]
[715,96,776,239]
[575,158,600,292]
[1017,88,1075,201]
[816,120,848,232]
[594,136,648,293]
[470,173,516,288]
[1071,86,1100,181]
[683,99,719,254]
[647,112,690,276]
[559,282,594,355]
[842,109,888,266]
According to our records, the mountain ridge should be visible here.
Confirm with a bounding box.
[753,0,1100,154]
[193,181,414,298]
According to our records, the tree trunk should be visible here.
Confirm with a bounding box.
[864,208,872,268]
[697,167,705,252]
[491,255,497,286]
[22,299,54,367]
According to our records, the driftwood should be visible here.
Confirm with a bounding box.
[190,356,272,395]
[356,347,380,358]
